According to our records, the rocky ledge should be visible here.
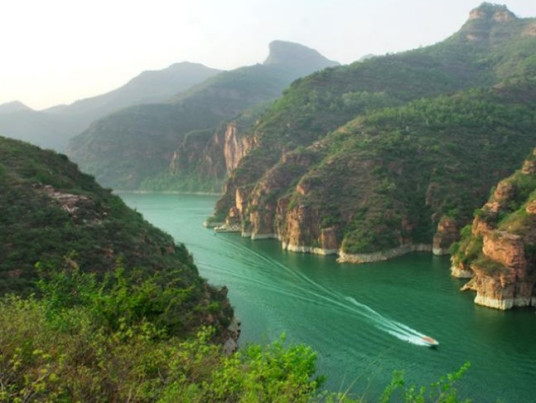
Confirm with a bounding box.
[337,244,432,264]
[450,149,536,310]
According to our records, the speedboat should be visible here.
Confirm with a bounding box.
[421,336,439,347]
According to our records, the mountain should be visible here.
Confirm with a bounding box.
[0,101,32,114]
[0,135,235,339]
[451,148,536,310]
[66,41,339,191]
[209,3,536,264]
[48,62,222,121]
[0,62,221,151]
[0,110,84,151]
[263,40,339,75]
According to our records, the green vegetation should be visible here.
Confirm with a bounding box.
[0,134,324,401]
[452,147,536,276]
[0,267,320,402]
[0,134,474,401]
[0,135,232,337]
[226,83,536,254]
[331,86,536,253]
[1,260,471,402]
[0,265,472,402]
[0,131,474,402]
[215,7,536,257]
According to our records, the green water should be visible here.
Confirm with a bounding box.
[121,193,536,402]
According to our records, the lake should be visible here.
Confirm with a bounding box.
[121,193,536,402]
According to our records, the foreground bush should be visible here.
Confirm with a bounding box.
[0,267,470,402]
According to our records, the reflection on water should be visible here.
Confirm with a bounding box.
[121,193,536,401]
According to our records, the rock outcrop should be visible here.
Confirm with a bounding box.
[220,122,256,174]
[464,3,518,43]
[433,216,459,255]
[213,82,536,264]
[451,148,536,310]
[468,3,516,22]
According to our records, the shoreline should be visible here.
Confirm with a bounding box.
[114,190,222,196]
[210,225,438,263]
[474,295,536,310]
[337,244,433,263]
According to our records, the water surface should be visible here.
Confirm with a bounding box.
[121,193,536,401]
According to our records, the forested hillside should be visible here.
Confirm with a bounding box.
[0,137,470,402]
[212,3,536,264]
[0,136,235,340]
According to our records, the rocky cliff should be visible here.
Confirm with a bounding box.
[451,149,536,310]
[211,4,536,263]
[161,108,261,193]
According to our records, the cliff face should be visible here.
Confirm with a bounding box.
[219,122,256,173]
[464,3,518,43]
[451,149,536,310]
[160,111,260,193]
[215,82,536,263]
[433,216,460,255]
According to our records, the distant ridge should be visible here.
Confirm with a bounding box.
[49,62,222,119]
[0,62,221,151]
[263,40,339,73]
[0,101,32,114]
[67,40,339,191]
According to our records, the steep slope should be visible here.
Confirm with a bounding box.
[67,41,339,191]
[0,62,221,151]
[451,148,536,310]
[212,4,536,262]
[0,136,234,338]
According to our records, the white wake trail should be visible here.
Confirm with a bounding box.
[215,235,437,347]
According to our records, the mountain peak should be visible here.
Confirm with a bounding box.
[263,40,339,73]
[468,3,517,22]
[461,3,520,43]
[0,101,32,114]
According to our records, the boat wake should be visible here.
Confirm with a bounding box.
[344,297,438,347]
[209,235,438,347]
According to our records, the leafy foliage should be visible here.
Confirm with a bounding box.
[0,136,233,337]
[0,267,471,402]
[0,266,322,402]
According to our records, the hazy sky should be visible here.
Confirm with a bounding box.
[2,0,536,110]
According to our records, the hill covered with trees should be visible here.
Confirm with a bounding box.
[210,3,536,266]
[0,135,234,338]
